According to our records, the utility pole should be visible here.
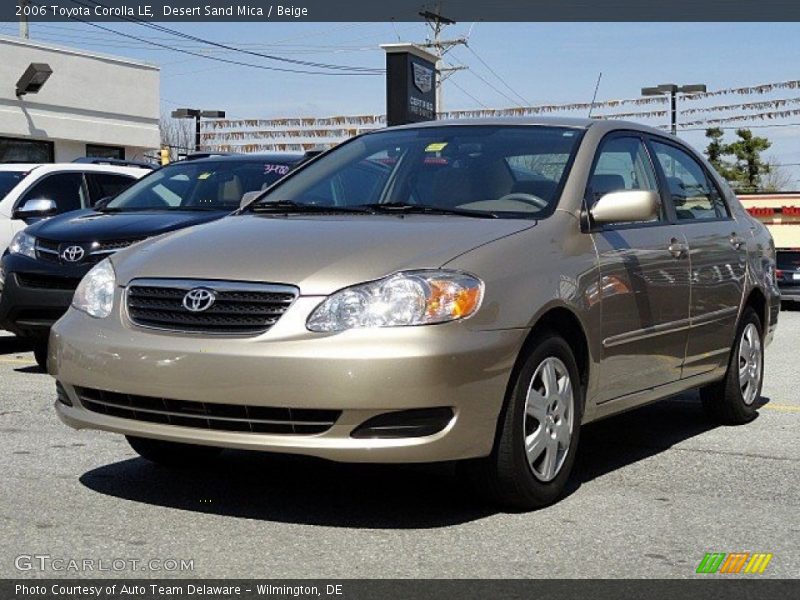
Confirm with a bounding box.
[19,0,30,39]
[419,9,467,114]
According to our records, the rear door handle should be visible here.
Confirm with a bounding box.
[730,234,744,250]
[668,238,688,258]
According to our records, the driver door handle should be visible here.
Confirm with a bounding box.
[668,238,688,259]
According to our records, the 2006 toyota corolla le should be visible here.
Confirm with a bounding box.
[48,118,780,509]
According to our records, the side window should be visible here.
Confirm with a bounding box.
[650,141,728,220]
[19,173,88,213]
[87,173,135,203]
[588,136,661,222]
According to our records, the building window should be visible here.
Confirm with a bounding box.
[86,144,125,160]
[0,137,54,163]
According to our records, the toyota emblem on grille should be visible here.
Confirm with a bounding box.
[61,245,85,263]
[182,288,216,312]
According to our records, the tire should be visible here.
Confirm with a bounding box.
[126,436,222,467]
[462,332,583,510]
[700,307,763,425]
[33,340,48,371]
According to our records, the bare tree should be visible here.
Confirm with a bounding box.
[159,115,195,161]
[761,159,794,192]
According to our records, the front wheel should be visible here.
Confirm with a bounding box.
[126,436,222,468]
[700,307,763,424]
[462,333,583,510]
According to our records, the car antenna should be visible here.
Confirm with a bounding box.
[587,72,603,118]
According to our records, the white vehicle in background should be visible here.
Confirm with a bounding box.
[0,162,149,253]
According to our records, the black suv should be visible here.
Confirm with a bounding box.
[0,154,302,367]
[777,249,800,304]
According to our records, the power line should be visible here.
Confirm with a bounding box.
[449,79,489,109]
[28,1,381,76]
[76,0,383,74]
[462,42,529,106]
[679,122,800,131]
[452,53,523,106]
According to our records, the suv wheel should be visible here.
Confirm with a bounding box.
[463,333,583,510]
[33,340,48,371]
[126,436,222,467]
[700,307,763,424]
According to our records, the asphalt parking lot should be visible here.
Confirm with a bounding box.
[0,312,798,580]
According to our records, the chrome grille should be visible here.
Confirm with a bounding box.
[34,238,61,264]
[126,279,298,335]
[35,238,143,265]
[75,387,339,434]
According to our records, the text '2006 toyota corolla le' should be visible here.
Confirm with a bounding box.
[48,119,780,509]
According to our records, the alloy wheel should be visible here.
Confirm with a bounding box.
[738,322,762,406]
[523,356,575,482]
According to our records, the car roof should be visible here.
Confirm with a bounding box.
[381,116,669,137]
[178,153,305,165]
[0,163,147,176]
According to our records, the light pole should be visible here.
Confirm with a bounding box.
[641,83,706,135]
[171,109,226,153]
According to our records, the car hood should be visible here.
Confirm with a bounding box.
[112,214,536,295]
[27,209,228,242]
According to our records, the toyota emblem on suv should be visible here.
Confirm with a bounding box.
[61,245,85,263]
[182,288,216,312]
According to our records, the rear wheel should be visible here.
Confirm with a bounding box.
[33,340,48,371]
[462,333,583,510]
[700,307,763,424]
[126,436,222,467]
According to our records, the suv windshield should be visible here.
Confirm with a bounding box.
[254,126,583,218]
[104,159,294,211]
[0,171,28,199]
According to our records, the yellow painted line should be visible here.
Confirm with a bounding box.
[0,357,33,365]
[761,403,800,413]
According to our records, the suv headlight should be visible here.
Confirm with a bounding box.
[8,231,36,259]
[72,259,116,318]
[307,270,483,332]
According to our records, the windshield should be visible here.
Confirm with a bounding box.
[254,126,583,218]
[104,159,295,211]
[0,171,28,199]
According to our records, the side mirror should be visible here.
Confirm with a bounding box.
[590,190,660,224]
[240,191,262,208]
[13,198,57,220]
[93,196,112,209]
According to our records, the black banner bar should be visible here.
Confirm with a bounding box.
[5,0,800,22]
[2,580,798,600]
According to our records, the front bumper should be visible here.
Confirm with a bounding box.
[50,301,526,463]
[0,255,84,337]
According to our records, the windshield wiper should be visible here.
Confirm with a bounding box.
[356,202,498,219]
[249,199,373,214]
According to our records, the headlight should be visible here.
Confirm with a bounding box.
[307,270,483,332]
[8,231,36,259]
[72,259,116,318]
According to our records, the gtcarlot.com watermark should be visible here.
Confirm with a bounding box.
[15,554,194,573]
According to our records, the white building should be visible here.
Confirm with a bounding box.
[0,35,159,163]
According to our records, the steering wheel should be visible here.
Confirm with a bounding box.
[495,192,549,209]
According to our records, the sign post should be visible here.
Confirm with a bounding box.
[381,43,439,127]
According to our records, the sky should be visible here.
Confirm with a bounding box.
[2,20,800,185]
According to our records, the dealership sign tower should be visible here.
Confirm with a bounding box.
[381,44,439,126]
